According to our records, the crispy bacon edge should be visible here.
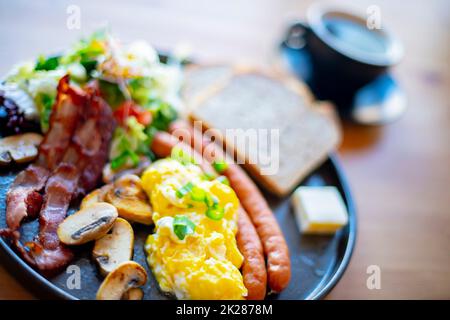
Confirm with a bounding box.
[1,76,116,275]
[37,75,86,171]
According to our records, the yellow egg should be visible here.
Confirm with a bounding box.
[142,158,247,300]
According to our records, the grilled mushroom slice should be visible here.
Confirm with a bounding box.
[0,133,43,166]
[102,157,152,184]
[105,174,153,225]
[121,288,144,300]
[93,218,134,276]
[0,150,12,165]
[80,184,113,209]
[57,202,118,245]
[96,261,147,300]
[102,163,116,184]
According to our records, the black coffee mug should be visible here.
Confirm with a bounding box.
[283,4,404,120]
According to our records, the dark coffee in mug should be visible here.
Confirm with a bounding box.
[282,4,405,124]
[324,17,388,55]
[308,8,403,69]
[283,4,403,115]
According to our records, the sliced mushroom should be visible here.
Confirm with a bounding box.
[96,261,147,300]
[9,144,39,163]
[57,202,118,245]
[0,133,43,166]
[93,218,134,276]
[105,174,153,225]
[80,184,113,209]
[102,157,152,184]
[121,288,144,300]
[0,150,12,165]
[102,163,116,184]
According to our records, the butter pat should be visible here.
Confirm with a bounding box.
[292,186,348,234]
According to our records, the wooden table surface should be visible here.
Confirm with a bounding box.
[0,0,449,299]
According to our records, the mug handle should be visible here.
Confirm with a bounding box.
[282,21,312,50]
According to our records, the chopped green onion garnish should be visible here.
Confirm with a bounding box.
[171,147,196,165]
[204,194,218,207]
[212,161,228,173]
[177,182,210,203]
[205,204,225,221]
[176,182,194,198]
[204,195,223,220]
[173,215,196,240]
[190,185,207,202]
[202,172,216,181]
[176,181,224,220]
[216,176,230,186]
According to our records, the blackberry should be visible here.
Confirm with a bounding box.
[0,93,40,137]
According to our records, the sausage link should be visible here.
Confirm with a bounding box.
[151,131,216,177]
[237,207,267,300]
[224,163,291,292]
[168,120,290,293]
[152,129,267,298]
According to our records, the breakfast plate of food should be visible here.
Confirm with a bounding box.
[0,31,356,300]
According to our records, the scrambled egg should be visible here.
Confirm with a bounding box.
[141,158,247,300]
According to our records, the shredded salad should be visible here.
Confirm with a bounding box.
[3,30,181,170]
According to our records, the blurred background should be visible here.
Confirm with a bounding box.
[0,0,449,299]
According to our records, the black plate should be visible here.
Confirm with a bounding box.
[0,154,356,300]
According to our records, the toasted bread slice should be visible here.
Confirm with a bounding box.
[181,64,234,110]
[189,70,341,197]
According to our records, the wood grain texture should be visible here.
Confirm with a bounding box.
[0,0,449,299]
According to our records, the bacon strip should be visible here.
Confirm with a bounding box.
[23,164,78,273]
[4,165,49,231]
[77,84,116,193]
[37,75,85,170]
[23,81,115,273]
[0,77,85,271]
[1,76,115,274]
